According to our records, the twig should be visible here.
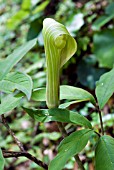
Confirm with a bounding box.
[57,122,67,138]
[1,114,25,152]
[94,131,101,138]
[2,150,48,170]
[1,115,48,169]
[96,105,104,135]
[57,122,85,170]
[74,155,85,170]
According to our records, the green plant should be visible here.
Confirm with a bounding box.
[0,18,114,170]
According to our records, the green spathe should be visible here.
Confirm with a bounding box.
[43,18,77,109]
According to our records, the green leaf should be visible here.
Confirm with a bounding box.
[60,85,96,105]
[7,10,29,30]
[0,38,37,80]
[77,56,106,90]
[21,0,31,10]
[7,0,31,30]
[93,29,114,68]
[66,13,84,34]
[0,148,5,170]
[27,19,42,41]
[59,100,88,109]
[24,108,92,129]
[105,2,114,15]
[0,95,22,115]
[95,135,114,170]
[95,68,114,109]
[32,132,61,144]
[49,129,93,170]
[92,15,114,31]
[32,85,96,105]
[43,18,77,108]
[92,2,114,31]
[23,107,49,122]
[33,0,50,14]
[0,72,33,100]
[32,88,46,101]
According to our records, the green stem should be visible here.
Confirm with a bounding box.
[57,122,85,170]
[96,105,104,136]
[94,131,101,138]
[57,122,67,138]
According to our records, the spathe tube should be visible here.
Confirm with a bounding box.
[43,18,77,108]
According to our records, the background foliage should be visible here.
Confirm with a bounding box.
[0,0,114,169]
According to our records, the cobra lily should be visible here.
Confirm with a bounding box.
[43,18,77,109]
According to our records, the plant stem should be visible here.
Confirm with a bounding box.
[96,105,104,136]
[1,114,25,152]
[2,150,48,170]
[1,114,47,170]
[57,122,67,138]
[57,122,85,170]
[94,131,101,138]
[74,155,85,170]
